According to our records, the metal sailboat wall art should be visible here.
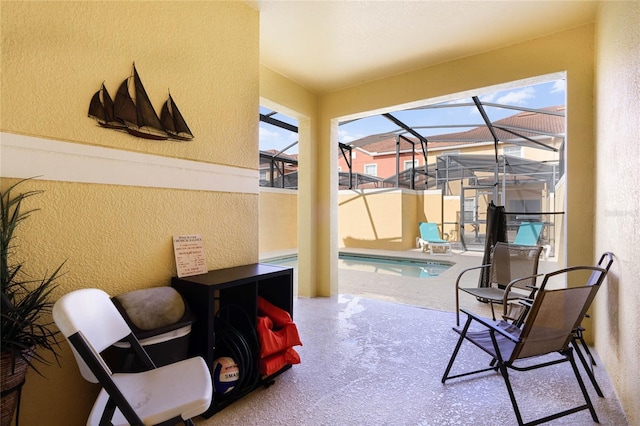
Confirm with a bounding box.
[88,63,194,141]
[87,82,126,130]
[161,92,194,141]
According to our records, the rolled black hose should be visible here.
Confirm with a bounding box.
[213,304,260,400]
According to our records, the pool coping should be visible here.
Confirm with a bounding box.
[259,247,558,315]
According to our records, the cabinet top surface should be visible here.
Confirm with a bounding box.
[172,263,292,286]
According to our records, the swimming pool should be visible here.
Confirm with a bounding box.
[264,254,451,279]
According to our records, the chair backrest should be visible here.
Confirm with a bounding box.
[53,288,133,383]
[489,242,543,290]
[419,222,443,241]
[513,222,543,246]
[587,251,614,286]
[512,285,598,361]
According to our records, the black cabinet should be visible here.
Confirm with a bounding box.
[171,263,294,417]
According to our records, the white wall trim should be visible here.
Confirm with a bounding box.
[0,133,259,194]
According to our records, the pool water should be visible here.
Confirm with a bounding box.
[264,254,451,279]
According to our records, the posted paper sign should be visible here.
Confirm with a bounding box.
[173,234,208,278]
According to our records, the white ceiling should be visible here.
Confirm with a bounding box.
[248,1,600,94]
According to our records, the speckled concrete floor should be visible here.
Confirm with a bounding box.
[195,251,628,425]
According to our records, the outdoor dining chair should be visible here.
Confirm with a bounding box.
[455,242,543,326]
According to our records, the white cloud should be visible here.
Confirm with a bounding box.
[551,80,566,93]
[259,126,282,144]
[339,128,364,143]
[496,87,536,105]
[259,125,299,153]
[479,93,496,103]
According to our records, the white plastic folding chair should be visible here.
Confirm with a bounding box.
[53,288,212,426]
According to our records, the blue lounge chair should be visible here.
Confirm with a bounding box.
[416,222,451,255]
[513,222,543,245]
[513,221,552,257]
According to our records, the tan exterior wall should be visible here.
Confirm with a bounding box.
[338,189,405,250]
[259,189,298,253]
[1,2,259,425]
[336,189,444,251]
[593,2,640,424]
[259,65,324,297]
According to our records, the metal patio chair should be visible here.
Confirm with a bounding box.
[570,252,614,397]
[455,242,543,326]
[442,282,604,426]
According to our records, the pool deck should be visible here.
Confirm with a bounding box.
[260,247,560,317]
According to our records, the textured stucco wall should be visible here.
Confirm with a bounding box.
[1,1,257,168]
[593,1,640,424]
[336,189,442,251]
[338,189,406,250]
[259,189,298,253]
[1,2,259,425]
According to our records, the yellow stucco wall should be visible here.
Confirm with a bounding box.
[338,189,406,250]
[594,2,640,424]
[1,2,259,425]
[259,189,298,253]
[336,189,444,251]
[259,65,327,297]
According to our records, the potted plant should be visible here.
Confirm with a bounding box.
[1,178,65,426]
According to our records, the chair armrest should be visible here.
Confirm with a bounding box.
[455,264,491,289]
[460,309,521,342]
[502,297,534,322]
[501,274,543,317]
[501,273,544,311]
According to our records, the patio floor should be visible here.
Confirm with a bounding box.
[196,251,629,424]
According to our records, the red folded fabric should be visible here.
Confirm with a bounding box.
[260,347,301,376]
[257,316,302,358]
[258,296,292,327]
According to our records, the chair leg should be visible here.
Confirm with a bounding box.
[572,337,604,397]
[455,284,462,326]
[442,317,472,383]
[499,353,600,426]
[577,334,597,367]
[498,363,525,426]
[567,348,600,423]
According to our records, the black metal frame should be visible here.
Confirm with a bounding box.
[442,306,599,426]
[260,101,564,192]
[569,251,615,397]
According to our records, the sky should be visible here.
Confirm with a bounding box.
[259,79,566,155]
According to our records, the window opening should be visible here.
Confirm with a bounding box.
[259,107,299,189]
[335,75,566,253]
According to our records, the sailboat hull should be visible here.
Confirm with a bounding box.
[125,126,170,140]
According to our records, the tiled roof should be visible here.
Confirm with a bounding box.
[261,149,299,161]
[352,106,565,154]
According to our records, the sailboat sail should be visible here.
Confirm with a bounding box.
[88,83,125,129]
[161,93,194,141]
[114,64,168,140]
